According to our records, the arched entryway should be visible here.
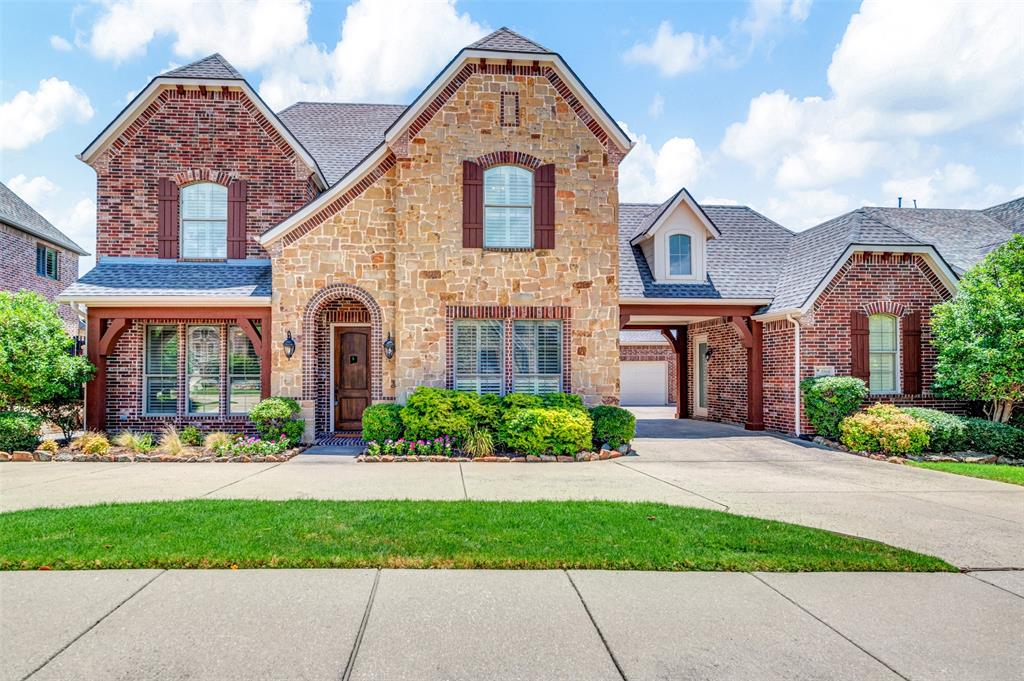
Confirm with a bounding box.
[302,284,383,436]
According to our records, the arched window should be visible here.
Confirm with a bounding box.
[180,182,227,259]
[668,233,692,276]
[868,314,898,393]
[484,165,532,248]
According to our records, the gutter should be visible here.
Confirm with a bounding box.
[786,314,801,437]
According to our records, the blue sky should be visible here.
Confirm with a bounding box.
[1,0,1021,274]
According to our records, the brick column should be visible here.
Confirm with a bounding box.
[746,319,764,430]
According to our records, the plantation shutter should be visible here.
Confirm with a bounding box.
[227,179,247,259]
[850,311,869,382]
[157,178,179,259]
[902,311,922,394]
[454,320,503,394]
[462,160,484,248]
[533,163,555,249]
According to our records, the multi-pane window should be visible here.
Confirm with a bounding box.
[187,326,222,414]
[868,314,898,394]
[144,325,179,415]
[453,320,504,395]
[668,234,692,276]
[180,182,227,259]
[36,245,58,280]
[513,321,562,394]
[483,165,533,248]
[228,326,261,414]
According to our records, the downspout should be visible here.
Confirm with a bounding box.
[786,314,801,437]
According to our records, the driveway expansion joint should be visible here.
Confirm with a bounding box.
[564,570,628,681]
[613,460,729,510]
[341,568,380,681]
[199,461,283,498]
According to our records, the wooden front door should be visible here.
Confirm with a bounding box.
[334,328,370,431]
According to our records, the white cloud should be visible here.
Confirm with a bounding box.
[648,93,664,119]
[5,175,96,273]
[0,78,94,150]
[49,35,72,51]
[6,174,58,206]
[623,21,721,77]
[257,0,488,108]
[618,122,704,203]
[735,0,813,45]
[86,0,311,68]
[762,189,857,230]
[701,196,739,206]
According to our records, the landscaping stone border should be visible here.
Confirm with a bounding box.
[809,436,1022,466]
[356,447,637,463]
[0,448,304,463]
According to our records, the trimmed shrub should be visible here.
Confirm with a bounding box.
[362,403,405,442]
[503,407,593,456]
[401,387,491,445]
[0,411,42,452]
[839,404,930,455]
[180,425,203,447]
[249,397,305,446]
[901,408,968,453]
[964,418,1024,458]
[72,431,110,456]
[589,405,636,448]
[540,392,586,412]
[502,393,543,411]
[801,376,868,439]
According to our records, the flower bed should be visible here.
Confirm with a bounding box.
[0,443,303,463]
[356,444,634,463]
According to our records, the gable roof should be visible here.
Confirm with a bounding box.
[468,27,550,53]
[0,182,88,255]
[277,103,407,185]
[162,53,244,80]
[628,187,721,244]
[982,196,1024,233]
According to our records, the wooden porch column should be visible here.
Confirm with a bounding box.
[746,319,764,431]
[260,310,272,399]
[85,314,104,431]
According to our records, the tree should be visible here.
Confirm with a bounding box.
[931,235,1024,422]
[0,292,94,436]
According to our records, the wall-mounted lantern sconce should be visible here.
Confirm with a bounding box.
[704,347,714,361]
[283,330,296,359]
[383,332,395,360]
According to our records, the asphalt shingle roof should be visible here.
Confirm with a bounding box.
[982,196,1024,234]
[162,54,244,80]
[59,260,271,299]
[277,103,407,185]
[467,27,550,53]
[0,182,88,255]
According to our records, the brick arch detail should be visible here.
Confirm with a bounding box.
[172,169,237,187]
[475,151,544,170]
[302,284,384,412]
[861,300,907,317]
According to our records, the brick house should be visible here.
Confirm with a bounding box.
[57,28,1023,440]
[1,181,88,335]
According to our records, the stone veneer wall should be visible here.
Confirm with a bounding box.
[0,223,80,334]
[619,344,677,405]
[270,65,621,420]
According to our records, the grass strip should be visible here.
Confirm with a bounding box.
[0,499,955,572]
[905,461,1024,486]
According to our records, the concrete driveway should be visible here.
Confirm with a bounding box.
[2,409,1022,568]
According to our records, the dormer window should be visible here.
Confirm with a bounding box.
[180,182,227,259]
[484,165,532,248]
[668,234,692,276]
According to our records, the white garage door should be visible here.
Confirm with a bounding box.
[620,361,668,405]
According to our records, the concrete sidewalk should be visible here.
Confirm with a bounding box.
[2,569,1021,681]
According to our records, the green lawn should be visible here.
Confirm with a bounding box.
[906,461,1024,486]
[0,499,953,572]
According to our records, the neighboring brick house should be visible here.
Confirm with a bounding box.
[57,28,1023,440]
[1,181,88,335]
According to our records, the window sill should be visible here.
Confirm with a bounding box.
[481,247,535,253]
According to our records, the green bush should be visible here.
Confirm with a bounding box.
[540,392,586,412]
[0,411,42,452]
[502,407,592,456]
[249,397,305,446]
[401,387,491,445]
[801,376,868,439]
[362,403,405,442]
[462,429,494,458]
[502,393,543,411]
[901,408,968,452]
[180,425,203,447]
[589,405,636,448]
[72,431,110,456]
[963,418,1024,458]
[839,404,930,455]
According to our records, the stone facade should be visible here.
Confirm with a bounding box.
[88,87,317,260]
[269,64,622,433]
[0,222,80,333]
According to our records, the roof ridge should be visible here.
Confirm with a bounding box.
[162,53,244,80]
[467,26,550,53]
[861,207,927,244]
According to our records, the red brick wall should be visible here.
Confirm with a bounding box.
[315,297,372,435]
[763,320,796,433]
[105,319,257,435]
[0,223,80,333]
[619,344,677,404]
[687,318,748,427]
[91,87,316,259]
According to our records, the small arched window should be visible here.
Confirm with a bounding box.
[180,182,227,259]
[484,165,533,248]
[668,233,692,276]
[868,314,898,393]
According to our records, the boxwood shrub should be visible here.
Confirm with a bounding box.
[0,411,42,452]
[590,405,636,448]
[249,397,305,446]
[963,418,1024,458]
[539,392,586,412]
[361,403,405,442]
[502,407,593,456]
[801,376,868,439]
[901,407,968,452]
[401,387,492,445]
[839,404,929,455]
